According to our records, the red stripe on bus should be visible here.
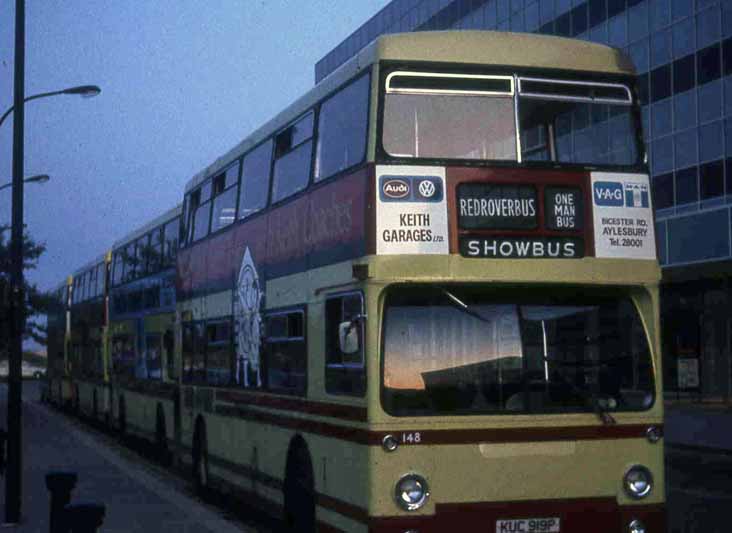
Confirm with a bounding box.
[213,401,660,446]
[372,424,662,446]
[216,389,368,422]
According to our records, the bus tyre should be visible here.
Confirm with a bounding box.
[73,385,80,415]
[118,395,127,439]
[92,389,98,420]
[284,439,316,533]
[193,419,209,498]
[155,404,170,466]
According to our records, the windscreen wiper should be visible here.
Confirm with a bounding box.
[546,361,616,426]
[439,288,495,324]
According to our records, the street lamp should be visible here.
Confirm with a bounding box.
[3,5,100,523]
[0,84,101,129]
[0,174,49,192]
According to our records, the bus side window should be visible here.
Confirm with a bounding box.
[182,323,194,383]
[263,310,307,395]
[182,322,205,384]
[325,292,366,397]
[271,112,314,204]
[210,163,239,234]
[164,328,176,381]
[314,72,370,182]
[206,319,233,386]
[238,139,272,220]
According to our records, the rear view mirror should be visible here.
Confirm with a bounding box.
[339,321,360,355]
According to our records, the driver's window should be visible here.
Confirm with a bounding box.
[325,292,365,397]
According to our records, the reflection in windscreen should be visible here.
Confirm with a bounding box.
[382,287,654,416]
[520,99,639,166]
[383,94,517,160]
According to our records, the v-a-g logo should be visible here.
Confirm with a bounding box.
[593,181,624,207]
[594,181,650,208]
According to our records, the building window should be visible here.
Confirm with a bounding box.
[325,292,365,397]
[264,310,306,394]
[315,73,370,182]
[653,172,674,209]
[700,159,724,199]
[271,113,314,204]
[651,64,672,103]
[675,165,699,205]
[697,43,722,86]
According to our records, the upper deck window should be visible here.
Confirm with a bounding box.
[315,74,370,182]
[210,162,239,234]
[163,218,179,267]
[95,263,105,296]
[238,140,272,220]
[518,77,639,166]
[191,183,212,243]
[112,251,124,286]
[382,72,517,161]
[381,70,642,169]
[271,112,314,204]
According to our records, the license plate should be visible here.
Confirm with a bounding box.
[496,517,560,533]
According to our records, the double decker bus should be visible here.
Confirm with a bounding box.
[68,254,110,419]
[45,278,71,406]
[175,31,664,532]
[108,206,180,454]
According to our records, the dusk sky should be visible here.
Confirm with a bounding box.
[0,1,388,298]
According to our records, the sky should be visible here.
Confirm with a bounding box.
[0,1,389,302]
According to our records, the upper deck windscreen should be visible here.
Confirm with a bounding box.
[381,69,642,169]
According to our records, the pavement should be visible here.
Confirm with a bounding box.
[665,401,732,453]
[0,382,251,532]
[0,381,729,532]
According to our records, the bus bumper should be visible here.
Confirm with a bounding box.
[368,501,665,533]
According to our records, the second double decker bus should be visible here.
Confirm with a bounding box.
[175,31,664,532]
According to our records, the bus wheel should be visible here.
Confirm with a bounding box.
[92,390,98,420]
[284,439,315,533]
[155,404,170,466]
[73,385,80,415]
[193,419,209,497]
[118,395,127,438]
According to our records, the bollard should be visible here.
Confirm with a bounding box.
[45,471,78,533]
[63,503,105,533]
[0,428,7,476]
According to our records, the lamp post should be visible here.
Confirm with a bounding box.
[4,1,100,523]
[0,174,49,193]
[0,85,101,130]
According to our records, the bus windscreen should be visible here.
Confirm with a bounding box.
[382,286,655,417]
[381,71,641,167]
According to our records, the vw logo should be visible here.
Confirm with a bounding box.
[418,179,436,198]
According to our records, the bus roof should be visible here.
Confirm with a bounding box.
[71,252,109,277]
[111,204,182,251]
[185,30,635,193]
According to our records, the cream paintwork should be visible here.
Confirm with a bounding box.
[174,254,662,526]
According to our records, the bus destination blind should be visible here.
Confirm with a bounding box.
[458,183,584,259]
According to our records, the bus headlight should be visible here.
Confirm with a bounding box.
[395,474,429,511]
[623,465,653,499]
[628,519,646,533]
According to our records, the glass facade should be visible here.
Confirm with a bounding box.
[317,0,732,401]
